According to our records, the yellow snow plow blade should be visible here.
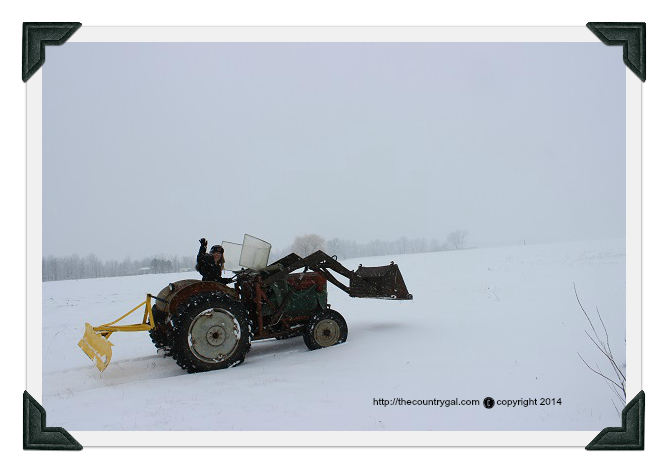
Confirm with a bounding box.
[78,294,157,372]
[78,324,114,371]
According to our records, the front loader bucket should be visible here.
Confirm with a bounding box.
[349,262,413,300]
[78,323,113,372]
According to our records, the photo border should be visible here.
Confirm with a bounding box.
[27,25,642,446]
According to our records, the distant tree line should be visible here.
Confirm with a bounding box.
[42,254,196,282]
[280,231,469,260]
[43,230,469,281]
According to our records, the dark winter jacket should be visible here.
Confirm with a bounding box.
[196,242,226,283]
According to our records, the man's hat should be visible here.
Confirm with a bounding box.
[210,245,224,254]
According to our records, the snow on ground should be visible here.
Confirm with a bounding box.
[42,239,625,431]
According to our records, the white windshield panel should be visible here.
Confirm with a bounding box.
[221,241,243,271]
[239,234,272,270]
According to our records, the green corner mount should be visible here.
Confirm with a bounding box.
[23,391,82,450]
[22,22,81,82]
[586,390,645,450]
[586,22,646,81]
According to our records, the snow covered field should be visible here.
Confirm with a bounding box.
[42,239,626,431]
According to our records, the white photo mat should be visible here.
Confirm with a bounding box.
[27,25,642,446]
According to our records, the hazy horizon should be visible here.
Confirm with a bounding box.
[41,234,626,263]
[43,42,625,260]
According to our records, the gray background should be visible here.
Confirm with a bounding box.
[42,42,625,260]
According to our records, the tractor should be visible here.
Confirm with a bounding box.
[79,235,412,373]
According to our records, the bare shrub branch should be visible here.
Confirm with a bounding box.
[577,352,625,393]
[574,284,626,409]
[585,331,626,383]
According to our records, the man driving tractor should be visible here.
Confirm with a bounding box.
[196,238,231,284]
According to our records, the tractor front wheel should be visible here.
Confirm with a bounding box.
[303,309,348,350]
[171,292,252,373]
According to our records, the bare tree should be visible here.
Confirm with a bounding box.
[325,238,344,258]
[291,234,326,257]
[447,230,468,250]
[574,284,626,415]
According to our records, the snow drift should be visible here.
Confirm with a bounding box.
[42,239,626,431]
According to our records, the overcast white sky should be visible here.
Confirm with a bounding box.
[42,42,625,260]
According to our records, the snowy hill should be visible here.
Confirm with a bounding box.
[42,238,625,431]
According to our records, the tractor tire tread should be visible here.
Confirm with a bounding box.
[170,291,252,373]
[148,305,175,354]
[303,309,348,350]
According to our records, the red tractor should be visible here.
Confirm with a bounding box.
[79,235,412,373]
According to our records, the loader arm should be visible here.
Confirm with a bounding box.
[263,251,413,300]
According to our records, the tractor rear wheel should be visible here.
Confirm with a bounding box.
[303,309,348,350]
[148,305,174,353]
[170,292,252,373]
